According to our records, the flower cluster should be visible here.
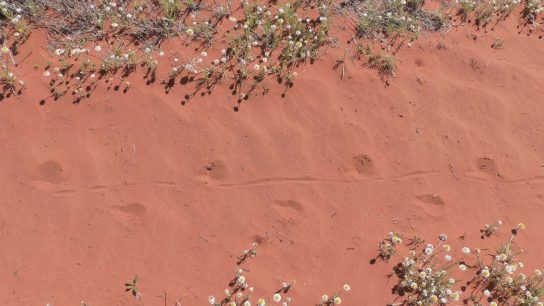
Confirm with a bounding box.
[379,222,543,306]
[390,233,461,305]
[318,284,351,305]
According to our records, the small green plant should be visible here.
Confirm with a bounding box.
[125,275,141,299]
[378,231,403,261]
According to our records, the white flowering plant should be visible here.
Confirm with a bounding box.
[379,222,544,306]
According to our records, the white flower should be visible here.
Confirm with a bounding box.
[461,247,471,254]
[444,255,452,261]
[186,28,194,36]
[43,71,51,77]
[459,264,467,271]
[482,268,491,278]
[201,51,208,57]
[111,22,119,28]
[321,295,329,302]
[244,301,251,306]
[334,297,342,305]
[343,284,351,291]
[253,64,260,71]
[505,265,516,274]
[424,247,433,255]
[90,74,96,79]
[1,46,9,54]
[483,289,491,297]
[237,276,246,284]
[11,17,19,23]
[159,51,165,56]
[94,45,102,52]
[273,293,281,302]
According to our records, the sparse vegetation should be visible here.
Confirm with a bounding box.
[122,243,351,305]
[377,221,544,306]
[0,0,542,103]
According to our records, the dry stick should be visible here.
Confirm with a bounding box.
[7,50,16,65]
[175,294,186,306]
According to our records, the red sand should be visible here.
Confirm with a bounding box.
[1,16,544,306]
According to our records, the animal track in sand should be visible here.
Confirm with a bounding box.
[352,154,377,175]
[414,194,446,218]
[273,199,305,212]
[202,160,229,179]
[416,194,445,205]
[34,160,64,184]
[477,157,499,176]
[272,199,305,223]
[109,202,147,229]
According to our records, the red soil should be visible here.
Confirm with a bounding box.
[1,15,544,306]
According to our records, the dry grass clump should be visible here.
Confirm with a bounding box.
[377,221,544,306]
[340,0,448,41]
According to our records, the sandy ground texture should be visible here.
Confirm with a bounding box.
[1,14,544,306]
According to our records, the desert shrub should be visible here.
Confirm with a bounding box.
[377,221,544,306]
